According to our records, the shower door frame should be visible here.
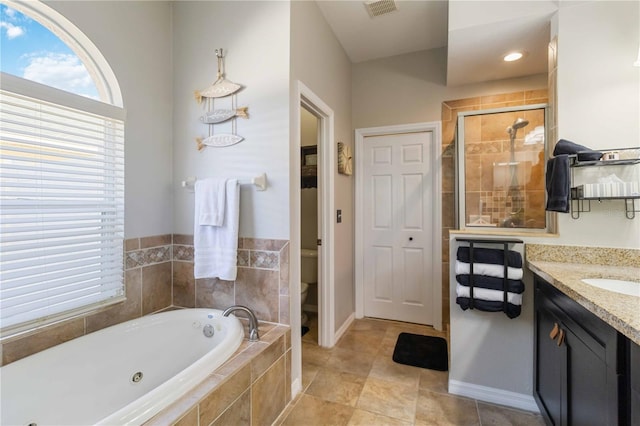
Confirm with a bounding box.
[455,103,552,233]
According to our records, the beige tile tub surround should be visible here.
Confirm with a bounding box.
[2,233,291,366]
[145,325,292,426]
[172,236,290,325]
[526,244,640,345]
[1,235,173,366]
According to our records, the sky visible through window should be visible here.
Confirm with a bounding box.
[0,4,99,99]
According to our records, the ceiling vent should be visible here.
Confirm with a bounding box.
[364,0,398,18]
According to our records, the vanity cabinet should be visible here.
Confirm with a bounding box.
[534,276,625,425]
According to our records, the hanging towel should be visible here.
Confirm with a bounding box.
[545,155,570,213]
[456,247,522,268]
[194,179,240,280]
[195,178,227,226]
[455,260,524,280]
[456,297,522,319]
[553,139,602,161]
[456,274,525,294]
[456,283,523,305]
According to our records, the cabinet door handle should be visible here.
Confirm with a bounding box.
[557,329,565,346]
[549,323,560,340]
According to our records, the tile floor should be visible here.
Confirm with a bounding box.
[276,314,545,426]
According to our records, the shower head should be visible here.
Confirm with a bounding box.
[507,117,530,137]
[512,118,529,130]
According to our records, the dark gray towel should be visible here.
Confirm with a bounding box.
[457,275,525,294]
[456,247,522,268]
[546,155,570,213]
[553,139,602,161]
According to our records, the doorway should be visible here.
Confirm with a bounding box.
[300,105,320,342]
[355,122,443,331]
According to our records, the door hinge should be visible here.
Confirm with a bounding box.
[317,239,322,246]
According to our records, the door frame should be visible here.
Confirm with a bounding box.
[293,81,336,347]
[354,121,443,331]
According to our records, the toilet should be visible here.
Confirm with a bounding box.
[300,248,318,326]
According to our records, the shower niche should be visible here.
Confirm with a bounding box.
[456,104,548,231]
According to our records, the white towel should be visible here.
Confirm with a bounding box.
[456,283,523,306]
[194,179,239,280]
[195,178,227,226]
[455,260,524,280]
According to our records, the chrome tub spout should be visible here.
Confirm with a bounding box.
[222,305,260,342]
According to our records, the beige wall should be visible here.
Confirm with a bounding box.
[48,1,174,238]
[352,47,548,128]
[290,1,354,333]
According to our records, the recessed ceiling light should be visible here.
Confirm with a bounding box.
[504,51,524,62]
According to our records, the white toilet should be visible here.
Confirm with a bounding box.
[300,248,318,326]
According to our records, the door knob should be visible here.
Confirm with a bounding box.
[409,237,413,241]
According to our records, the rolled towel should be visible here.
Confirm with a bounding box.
[545,155,570,213]
[455,260,524,280]
[456,297,522,319]
[457,246,522,268]
[456,283,522,305]
[553,139,602,161]
[457,274,525,294]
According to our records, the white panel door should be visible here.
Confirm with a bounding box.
[362,131,433,325]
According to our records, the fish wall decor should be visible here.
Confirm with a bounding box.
[199,107,249,124]
[194,48,242,103]
[196,134,244,150]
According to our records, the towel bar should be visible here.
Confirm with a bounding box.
[181,173,267,192]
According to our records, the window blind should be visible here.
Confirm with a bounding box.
[0,73,125,335]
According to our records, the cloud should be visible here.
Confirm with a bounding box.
[0,21,25,39]
[4,7,16,19]
[22,52,97,98]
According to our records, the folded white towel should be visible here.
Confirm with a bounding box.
[455,260,524,280]
[195,178,227,226]
[194,179,239,280]
[456,283,523,306]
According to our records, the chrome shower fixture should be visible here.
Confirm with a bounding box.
[506,118,529,138]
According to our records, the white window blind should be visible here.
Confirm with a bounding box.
[0,73,125,335]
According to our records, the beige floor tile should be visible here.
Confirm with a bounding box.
[419,369,449,394]
[347,409,412,426]
[477,402,545,426]
[335,328,386,355]
[415,389,479,426]
[281,394,354,426]
[305,368,366,407]
[302,363,320,392]
[356,376,419,423]
[349,318,391,332]
[325,347,375,377]
[302,342,331,367]
[369,353,421,388]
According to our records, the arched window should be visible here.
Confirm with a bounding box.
[0,0,125,336]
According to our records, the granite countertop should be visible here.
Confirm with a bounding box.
[526,248,640,346]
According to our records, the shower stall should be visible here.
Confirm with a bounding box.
[456,104,548,230]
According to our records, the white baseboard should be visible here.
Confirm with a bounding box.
[291,377,302,398]
[448,379,540,413]
[334,313,355,344]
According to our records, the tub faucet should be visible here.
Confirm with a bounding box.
[222,305,260,342]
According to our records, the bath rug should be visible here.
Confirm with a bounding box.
[392,333,448,371]
[301,326,310,336]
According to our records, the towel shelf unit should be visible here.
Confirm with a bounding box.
[568,147,640,219]
[456,238,524,318]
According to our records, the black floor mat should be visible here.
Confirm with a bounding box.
[392,332,448,371]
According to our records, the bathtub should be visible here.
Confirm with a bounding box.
[0,308,245,425]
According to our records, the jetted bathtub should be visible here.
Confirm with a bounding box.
[1,308,245,425]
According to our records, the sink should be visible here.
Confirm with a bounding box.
[581,278,640,297]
